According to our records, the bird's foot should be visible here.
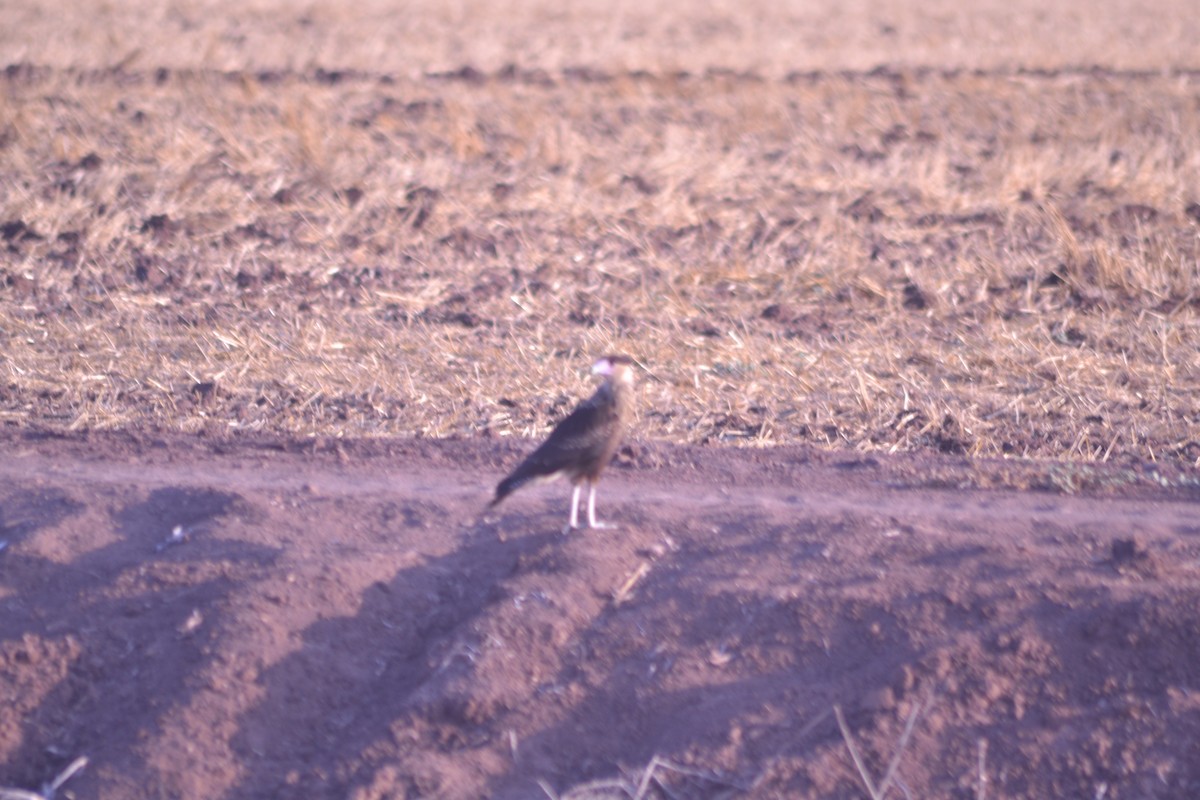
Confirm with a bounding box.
[588,521,618,531]
[562,523,580,535]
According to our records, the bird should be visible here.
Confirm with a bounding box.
[489,354,635,532]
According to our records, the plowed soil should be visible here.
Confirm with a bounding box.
[3,429,1199,799]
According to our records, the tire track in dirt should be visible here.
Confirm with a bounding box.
[4,450,1193,542]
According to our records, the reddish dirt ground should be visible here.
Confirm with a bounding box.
[2,429,1199,799]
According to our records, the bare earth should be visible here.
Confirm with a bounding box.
[2,429,1199,799]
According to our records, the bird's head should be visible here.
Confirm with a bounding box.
[592,354,636,385]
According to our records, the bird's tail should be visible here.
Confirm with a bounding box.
[488,475,518,509]
[489,468,541,509]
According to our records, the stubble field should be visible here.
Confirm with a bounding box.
[2,1,1200,798]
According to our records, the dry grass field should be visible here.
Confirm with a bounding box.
[2,0,1199,468]
[3,3,1200,799]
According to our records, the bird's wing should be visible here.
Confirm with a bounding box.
[517,393,618,477]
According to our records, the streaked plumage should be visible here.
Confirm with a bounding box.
[490,355,635,530]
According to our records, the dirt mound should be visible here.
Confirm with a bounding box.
[1,430,1199,798]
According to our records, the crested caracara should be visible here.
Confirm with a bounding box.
[490,355,635,531]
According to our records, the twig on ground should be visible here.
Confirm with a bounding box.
[554,776,634,799]
[877,696,926,796]
[547,753,753,799]
[633,755,753,800]
[796,707,833,740]
[835,696,927,800]
[834,705,882,800]
[977,738,988,800]
[611,561,651,606]
[0,756,89,800]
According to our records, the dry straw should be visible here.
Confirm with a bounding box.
[1,4,1198,469]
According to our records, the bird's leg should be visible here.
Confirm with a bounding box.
[564,483,582,534]
[586,482,617,530]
